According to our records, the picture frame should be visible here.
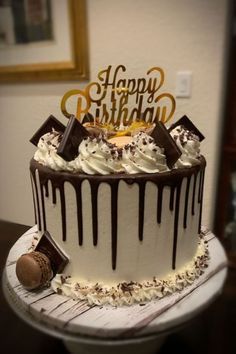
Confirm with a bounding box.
[0,0,89,82]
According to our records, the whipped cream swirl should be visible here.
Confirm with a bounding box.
[170,126,201,167]
[122,132,168,173]
[34,131,169,175]
[34,125,201,174]
[76,137,123,175]
[33,130,74,172]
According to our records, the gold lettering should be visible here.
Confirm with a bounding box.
[143,107,154,123]
[146,67,164,103]
[154,93,176,123]
[100,104,110,125]
[117,95,129,125]
[129,95,143,122]
[61,65,176,126]
[61,89,90,120]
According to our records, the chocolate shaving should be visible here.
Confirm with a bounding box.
[168,115,205,141]
[56,288,63,295]
[57,115,90,161]
[35,230,69,275]
[82,112,94,124]
[30,115,66,146]
[151,121,181,168]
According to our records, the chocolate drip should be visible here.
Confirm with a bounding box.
[172,182,182,270]
[52,185,57,204]
[75,182,83,246]
[169,186,175,211]
[30,170,42,231]
[30,157,206,272]
[157,185,163,224]
[198,169,205,234]
[198,170,203,203]
[183,176,191,229]
[110,181,119,270]
[191,173,197,215]
[138,181,146,241]
[44,180,49,198]
[40,184,47,231]
[30,174,37,225]
[90,181,99,246]
[59,184,66,242]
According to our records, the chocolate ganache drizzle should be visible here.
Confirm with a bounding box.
[30,157,206,271]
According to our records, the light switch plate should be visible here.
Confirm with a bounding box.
[176,71,192,98]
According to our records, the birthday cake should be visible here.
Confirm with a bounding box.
[16,66,209,306]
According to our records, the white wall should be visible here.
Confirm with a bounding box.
[0,0,230,227]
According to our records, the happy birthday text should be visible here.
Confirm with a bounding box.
[61,65,176,125]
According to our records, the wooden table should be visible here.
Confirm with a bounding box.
[2,226,228,354]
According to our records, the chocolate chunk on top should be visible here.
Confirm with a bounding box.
[30,115,66,146]
[151,121,181,168]
[168,115,205,141]
[35,231,69,275]
[57,115,90,161]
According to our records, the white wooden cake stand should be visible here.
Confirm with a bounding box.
[2,226,227,354]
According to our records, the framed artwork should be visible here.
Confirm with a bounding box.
[0,0,89,82]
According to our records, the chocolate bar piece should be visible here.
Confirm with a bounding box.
[57,115,90,161]
[82,112,94,124]
[30,115,66,146]
[35,231,69,275]
[151,121,181,168]
[168,115,205,141]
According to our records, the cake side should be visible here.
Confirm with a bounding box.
[30,157,206,286]
[50,237,209,306]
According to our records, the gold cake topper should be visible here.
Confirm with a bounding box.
[61,65,176,125]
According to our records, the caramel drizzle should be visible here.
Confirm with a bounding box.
[30,159,205,271]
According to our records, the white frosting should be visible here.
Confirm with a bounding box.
[170,126,201,167]
[34,131,75,172]
[122,132,168,173]
[31,123,206,308]
[51,238,209,306]
[34,131,169,175]
[76,138,123,175]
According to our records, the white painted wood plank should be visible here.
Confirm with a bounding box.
[29,295,93,329]
[60,236,227,337]
[4,226,227,339]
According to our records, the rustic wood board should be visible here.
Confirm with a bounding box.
[3,226,227,339]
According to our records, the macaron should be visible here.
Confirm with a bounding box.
[16,251,53,290]
[108,136,133,148]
